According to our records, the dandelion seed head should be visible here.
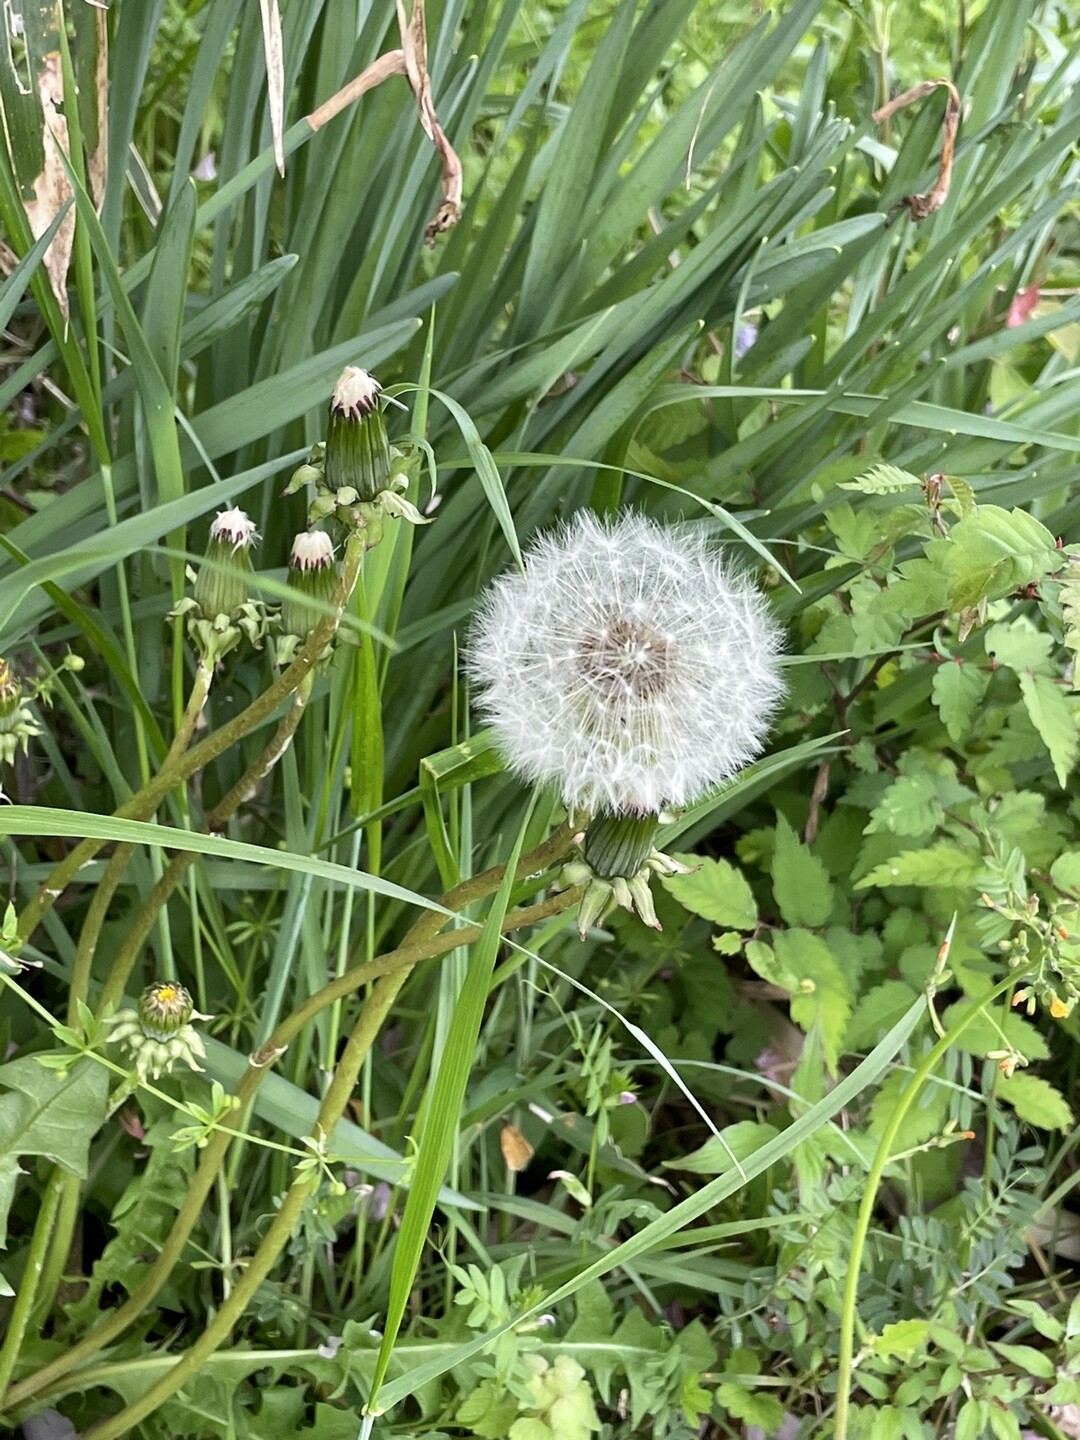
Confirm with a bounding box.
[467,511,785,816]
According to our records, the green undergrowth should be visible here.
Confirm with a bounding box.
[1,1,1080,1437]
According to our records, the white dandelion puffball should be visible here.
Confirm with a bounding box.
[468,511,785,816]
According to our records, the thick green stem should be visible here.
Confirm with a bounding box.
[4,841,577,1416]
[0,1172,64,1398]
[17,538,365,947]
[26,663,218,1350]
[833,969,1032,1439]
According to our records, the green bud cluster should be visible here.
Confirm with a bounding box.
[172,507,270,666]
[0,656,44,776]
[987,890,1080,1020]
[515,1354,601,1440]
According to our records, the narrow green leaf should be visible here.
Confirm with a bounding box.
[365,802,535,1414]
[0,808,449,917]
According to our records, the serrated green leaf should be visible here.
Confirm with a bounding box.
[864,774,943,838]
[941,1002,1050,1062]
[870,1070,949,1146]
[932,661,989,742]
[872,1319,931,1361]
[990,1341,1056,1379]
[937,505,1058,610]
[856,846,981,890]
[1007,1298,1065,1341]
[845,980,920,1052]
[760,930,852,1073]
[984,618,1054,675]
[839,463,921,494]
[715,1383,786,1432]
[1050,851,1080,894]
[771,814,833,926]
[1018,672,1078,787]
[662,854,756,930]
[1061,553,1080,686]
[0,1055,109,1177]
[0,1153,19,1249]
[996,1072,1074,1132]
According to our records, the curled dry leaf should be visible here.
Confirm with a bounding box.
[874,78,961,224]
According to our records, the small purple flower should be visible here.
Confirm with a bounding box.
[734,322,758,360]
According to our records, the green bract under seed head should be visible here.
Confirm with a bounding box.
[109,984,211,1080]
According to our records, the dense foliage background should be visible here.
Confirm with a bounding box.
[2,1,1080,1436]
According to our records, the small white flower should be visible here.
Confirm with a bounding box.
[289,529,336,571]
[467,511,784,816]
[208,507,259,551]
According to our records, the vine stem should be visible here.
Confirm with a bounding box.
[16,538,365,947]
[3,839,579,1415]
[833,968,1031,1439]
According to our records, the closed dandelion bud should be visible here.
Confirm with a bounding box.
[0,659,23,733]
[277,531,339,665]
[109,981,210,1081]
[174,508,270,665]
[0,657,43,773]
[193,508,258,619]
[325,367,392,503]
[282,531,337,637]
[138,981,194,1040]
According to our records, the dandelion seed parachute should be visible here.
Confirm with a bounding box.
[467,511,785,817]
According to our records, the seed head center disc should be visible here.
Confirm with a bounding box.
[577,613,672,702]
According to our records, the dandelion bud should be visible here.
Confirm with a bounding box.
[108,981,210,1081]
[277,530,338,665]
[325,367,392,502]
[193,508,258,620]
[0,657,43,772]
[138,981,195,1040]
[174,508,270,665]
[0,659,23,732]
